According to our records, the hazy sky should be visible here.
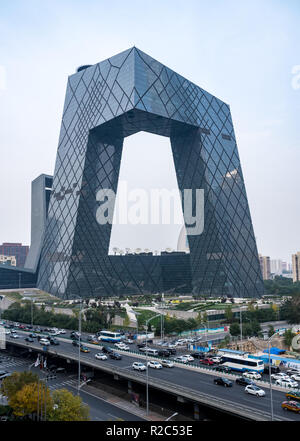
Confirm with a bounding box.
[0,0,299,263]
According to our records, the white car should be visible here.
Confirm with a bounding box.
[183,355,194,362]
[168,344,176,349]
[10,333,19,338]
[115,343,129,350]
[291,374,300,381]
[39,338,50,346]
[161,359,174,368]
[243,371,262,380]
[95,353,107,360]
[58,329,66,334]
[5,330,11,335]
[271,373,290,381]
[245,385,266,397]
[147,361,162,369]
[211,356,222,364]
[126,339,134,344]
[132,362,147,371]
[173,356,189,364]
[275,378,298,388]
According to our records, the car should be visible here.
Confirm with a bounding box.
[132,362,147,371]
[200,358,214,366]
[29,333,38,338]
[182,355,194,362]
[72,340,80,347]
[49,338,60,345]
[286,390,300,401]
[214,365,232,374]
[281,400,300,413]
[147,360,162,369]
[166,348,176,355]
[4,330,10,335]
[276,378,298,388]
[291,374,300,381]
[58,329,66,334]
[39,338,50,346]
[161,359,174,368]
[102,346,114,354]
[95,353,107,360]
[115,343,130,350]
[167,344,176,349]
[25,337,34,343]
[109,352,122,360]
[245,385,265,397]
[123,338,134,344]
[158,349,171,357]
[10,333,19,338]
[243,371,262,380]
[213,377,233,387]
[286,369,300,376]
[271,372,290,381]
[90,339,100,345]
[236,377,256,386]
[173,356,189,364]
[211,356,222,364]
[264,365,280,374]
[191,352,206,359]
[80,346,90,353]
[137,343,146,349]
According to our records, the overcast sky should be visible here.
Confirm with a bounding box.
[0,0,299,263]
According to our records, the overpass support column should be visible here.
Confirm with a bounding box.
[128,380,132,394]
[194,403,200,420]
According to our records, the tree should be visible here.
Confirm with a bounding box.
[9,382,52,419]
[48,389,90,421]
[268,325,275,338]
[284,329,296,348]
[229,322,240,336]
[1,371,39,403]
[225,305,233,323]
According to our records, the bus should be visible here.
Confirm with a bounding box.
[217,349,264,373]
[98,331,122,343]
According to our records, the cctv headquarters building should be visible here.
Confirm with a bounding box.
[1,48,264,299]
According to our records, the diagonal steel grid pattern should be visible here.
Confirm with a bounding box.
[37,47,264,299]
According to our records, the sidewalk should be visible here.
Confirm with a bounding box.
[81,383,166,421]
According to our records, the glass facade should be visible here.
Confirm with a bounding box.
[37,47,264,299]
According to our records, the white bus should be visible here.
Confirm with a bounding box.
[217,349,264,373]
[98,331,122,343]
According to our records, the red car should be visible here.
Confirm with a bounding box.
[200,358,214,366]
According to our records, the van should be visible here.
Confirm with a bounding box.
[144,348,158,356]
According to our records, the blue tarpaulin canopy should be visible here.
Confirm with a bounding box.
[263,347,286,355]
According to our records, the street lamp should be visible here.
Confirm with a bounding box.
[145,313,162,415]
[268,330,280,421]
[77,298,83,396]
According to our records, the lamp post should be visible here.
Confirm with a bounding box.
[145,313,162,415]
[77,298,83,396]
[268,330,280,421]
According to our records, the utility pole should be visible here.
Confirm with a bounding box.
[145,313,161,415]
[78,298,82,396]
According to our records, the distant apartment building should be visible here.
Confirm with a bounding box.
[0,255,16,266]
[0,243,29,267]
[292,252,300,282]
[259,254,271,280]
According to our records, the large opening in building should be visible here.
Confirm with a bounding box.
[108,131,189,256]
